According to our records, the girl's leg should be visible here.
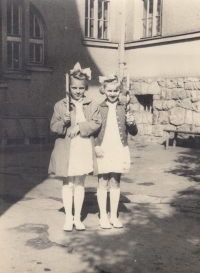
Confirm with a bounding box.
[73,175,86,231]
[97,173,112,229]
[62,177,74,231]
[109,173,123,228]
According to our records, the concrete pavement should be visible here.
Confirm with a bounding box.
[0,142,200,273]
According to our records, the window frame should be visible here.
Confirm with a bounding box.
[142,0,162,39]
[6,0,22,71]
[29,10,44,64]
[1,0,48,78]
[85,0,110,40]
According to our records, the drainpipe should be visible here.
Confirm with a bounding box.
[119,0,126,80]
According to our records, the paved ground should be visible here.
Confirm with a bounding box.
[0,141,200,273]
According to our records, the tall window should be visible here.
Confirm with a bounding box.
[142,0,162,38]
[5,0,45,71]
[85,0,110,40]
[29,11,44,63]
[7,0,22,70]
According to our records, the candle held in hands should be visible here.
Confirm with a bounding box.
[127,73,130,90]
[126,74,130,113]
[66,73,69,93]
[65,73,70,115]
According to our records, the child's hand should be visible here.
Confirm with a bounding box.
[67,125,80,138]
[95,146,104,157]
[64,113,71,126]
[126,112,135,125]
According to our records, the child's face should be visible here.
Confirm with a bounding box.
[105,83,120,103]
[70,77,86,100]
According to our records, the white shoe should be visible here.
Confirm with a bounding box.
[74,218,86,231]
[110,217,123,228]
[99,218,112,229]
[63,217,73,232]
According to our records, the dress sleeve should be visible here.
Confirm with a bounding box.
[79,102,102,137]
[50,103,67,135]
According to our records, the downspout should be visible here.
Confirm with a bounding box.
[119,0,126,80]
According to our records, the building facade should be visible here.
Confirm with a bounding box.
[0,0,200,143]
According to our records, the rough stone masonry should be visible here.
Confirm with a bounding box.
[129,77,200,144]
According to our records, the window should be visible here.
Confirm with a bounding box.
[142,0,162,38]
[7,0,22,70]
[3,0,46,73]
[29,11,44,64]
[85,0,110,40]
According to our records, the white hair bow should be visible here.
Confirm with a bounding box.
[99,74,118,84]
[70,62,91,80]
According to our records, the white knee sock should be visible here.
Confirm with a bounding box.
[62,185,73,219]
[74,185,85,221]
[97,188,108,219]
[110,188,120,219]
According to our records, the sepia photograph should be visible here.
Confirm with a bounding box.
[0,0,200,272]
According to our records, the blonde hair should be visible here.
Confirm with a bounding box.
[70,71,89,90]
[99,80,122,95]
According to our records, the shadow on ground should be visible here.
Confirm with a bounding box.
[0,145,53,216]
[1,143,200,273]
[166,148,200,182]
[59,189,200,273]
[55,145,200,273]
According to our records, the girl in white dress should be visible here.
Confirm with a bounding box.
[95,75,138,229]
[49,63,101,231]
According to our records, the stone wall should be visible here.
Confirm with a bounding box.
[129,77,200,144]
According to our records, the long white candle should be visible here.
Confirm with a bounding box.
[65,73,70,115]
[66,73,69,93]
[127,73,130,90]
[126,73,130,113]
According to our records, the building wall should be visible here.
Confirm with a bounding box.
[37,0,118,105]
[0,0,121,122]
[125,0,200,80]
[162,0,200,36]
[125,39,200,78]
[125,0,200,143]
[1,0,200,144]
[127,0,200,42]
[2,0,200,118]
[125,0,136,42]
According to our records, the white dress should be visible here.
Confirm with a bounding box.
[97,101,130,174]
[68,99,93,176]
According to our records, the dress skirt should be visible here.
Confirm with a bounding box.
[68,99,93,176]
[97,101,130,174]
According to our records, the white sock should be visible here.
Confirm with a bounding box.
[110,188,120,219]
[62,185,73,219]
[74,185,85,221]
[97,188,108,219]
